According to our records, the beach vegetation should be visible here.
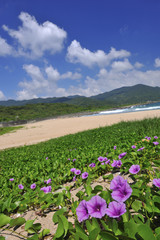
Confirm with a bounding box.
[0,117,160,239]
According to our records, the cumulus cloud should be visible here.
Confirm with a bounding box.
[0,37,13,56]
[154,58,160,68]
[66,40,130,67]
[17,64,82,100]
[3,12,67,58]
[111,59,133,72]
[65,68,160,97]
[134,62,144,69]
[0,90,6,100]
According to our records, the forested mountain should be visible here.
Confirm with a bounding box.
[1,84,160,107]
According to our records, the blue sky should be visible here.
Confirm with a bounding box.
[1,0,160,100]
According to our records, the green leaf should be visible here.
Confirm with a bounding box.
[99,231,118,240]
[59,215,69,237]
[85,184,92,195]
[137,224,156,240]
[0,214,11,227]
[92,185,103,194]
[25,219,35,231]
[38,229,50,239]
[9,217,26,228]
[27,234,39,240]
[0,236,5,240]
[52,207,67,223]
[75,231,89,240]
[124,219,139,238]
[54,215,64,239]
[89,228,100,240]
[131,200,142,212]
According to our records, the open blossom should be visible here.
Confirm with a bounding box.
[131,145,136,149]
[153,141,159,145]
[118,152,127,159]
[111,181,132,202]
[82,172,88,179]
[106,201,126,218]
[114,146,117,150]
[30,183,36,189]
[46,178,51,184]
[87,195,107,218]
[75,169,81,175]
[18,184,24,189]
[153,179,160,188]
[154,136,158,139]
[105,159,110,164]
[111,160,122,168]
[73,159,76,162]
[89,163,96,167]
[76,200,89,222]
[147,137,151,140]
[129,165,140,174]
[9,178,14,181]
[41,186,52,193]
[46,157,48,160]
[70,168,76,173]
[110,176,127,191]
[137,147,145,151]
[98,156,104,162]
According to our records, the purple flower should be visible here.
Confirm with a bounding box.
[76,200,89,222]
[111,181,132,202]
[70,168,76,173]
[118,152,127,159]
[73,176,77,181]
[101,162,104,165]
[153,179,160,188]
[68,158,70,161]
[75,169,81,175]
[111,160,122,168]
[145,136,148,138]
[73,159,76,162]
[110,176,127,191]
[87,196,107,218]
[46,178,51,184]
[46,157,48,160]
[82,172,89,179]
[106,201,126,218]
[41,186,52,193]
[137,147,145,151]
[89,163,96,167]
[105,159,110,164]
[98,156,104,162]
[18,184,24,190]
[132,145,136,149]
[129,165,140,174]
[153,141,159,145]
[103,157,108,161]
[154,136,158,139]
[9,178,14,182]
[147,137,151,140]
[30,183,36,189]
[114,146,117,150]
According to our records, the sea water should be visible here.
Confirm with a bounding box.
[85,102,160,116]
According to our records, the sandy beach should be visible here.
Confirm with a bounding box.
[0,109,160,150]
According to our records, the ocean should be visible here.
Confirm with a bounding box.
[87,101,160,116]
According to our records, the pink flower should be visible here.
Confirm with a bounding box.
[129,165,140,174]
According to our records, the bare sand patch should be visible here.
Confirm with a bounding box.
[0,109,160,150]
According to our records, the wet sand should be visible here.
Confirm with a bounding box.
[0,109,160,150]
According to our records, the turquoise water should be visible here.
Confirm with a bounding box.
[86,102,160,116]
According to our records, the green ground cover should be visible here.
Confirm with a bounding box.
[0,126,23,135]
[0,118,160,239]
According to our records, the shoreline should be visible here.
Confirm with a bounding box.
[0,109,160,150]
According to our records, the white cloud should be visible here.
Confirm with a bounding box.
[0,90,6,100]
[66,40,131,67]
[111,59,133,72]
[65,68,160,97]
[0,37,13,56]
[61,71,82,80]
[134,62,144,69]
[17,64,82,100]
[154,58,160,68]
[3,12,67,58]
